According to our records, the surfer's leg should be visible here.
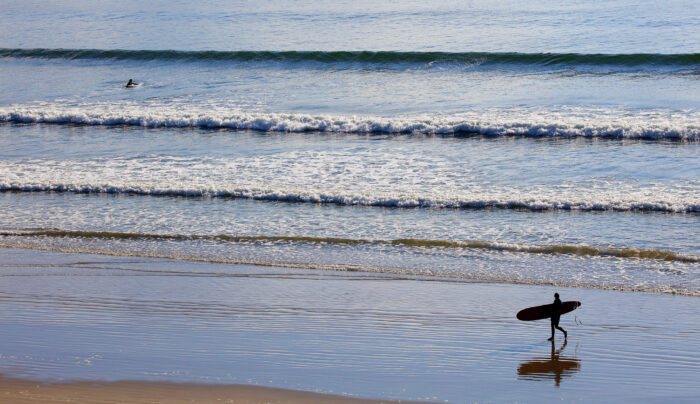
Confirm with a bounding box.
[548,322,555,341]
[555,325,567,338]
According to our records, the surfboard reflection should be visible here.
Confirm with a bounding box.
[517,340,580,386]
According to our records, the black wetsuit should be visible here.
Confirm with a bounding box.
[552,298,562,325]
[550,297,566,339]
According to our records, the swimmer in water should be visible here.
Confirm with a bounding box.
[125,79,136,88]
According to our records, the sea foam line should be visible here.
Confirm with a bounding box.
[1,229,698,264]
[1,184,698,213]
[2,240,696,297]
[1,104,699,139]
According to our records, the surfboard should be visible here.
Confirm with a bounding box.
[516,301,581,321]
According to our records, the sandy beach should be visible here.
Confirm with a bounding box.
[0,376,429,404]
[1,247,698,403]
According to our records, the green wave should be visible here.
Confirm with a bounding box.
[1,229,697,263]
[2,48,699,68]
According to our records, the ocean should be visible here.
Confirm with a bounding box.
[1,1,699,401]
[1,0,698,295]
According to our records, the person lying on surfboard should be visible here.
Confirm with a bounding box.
[548,293,567,341]
[125,79,137,88]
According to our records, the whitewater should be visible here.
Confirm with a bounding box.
[2,102,700,139]
[1,0,698,295]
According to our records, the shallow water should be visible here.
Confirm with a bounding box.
[1,249,698,402]
[1,126,698,294]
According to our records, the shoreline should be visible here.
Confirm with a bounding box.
[1,242,697,297]
[1,247,699,402]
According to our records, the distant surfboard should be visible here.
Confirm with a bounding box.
[517,301,581,321]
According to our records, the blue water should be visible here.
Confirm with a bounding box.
[0,2,699,290]
[1,1,700,402]
[3,0,699,53]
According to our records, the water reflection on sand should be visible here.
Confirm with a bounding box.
[518,340,581,386]
[1,248,699,403]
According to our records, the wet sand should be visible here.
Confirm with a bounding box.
[0,247,699,403]
[0,376,425,404]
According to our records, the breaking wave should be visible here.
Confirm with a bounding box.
[2,103,699,139]
[1,184,698,213]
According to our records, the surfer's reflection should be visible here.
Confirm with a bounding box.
[517,340,580,386]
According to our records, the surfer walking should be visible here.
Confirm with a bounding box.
[517,293,579,339]
[548,293,567,341]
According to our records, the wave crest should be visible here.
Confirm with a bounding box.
[1,184,698,213]
[2,103,699,139]
[2,48,699,69]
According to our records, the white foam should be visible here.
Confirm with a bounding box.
[1,155,698,213]
[2,101,699,139]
